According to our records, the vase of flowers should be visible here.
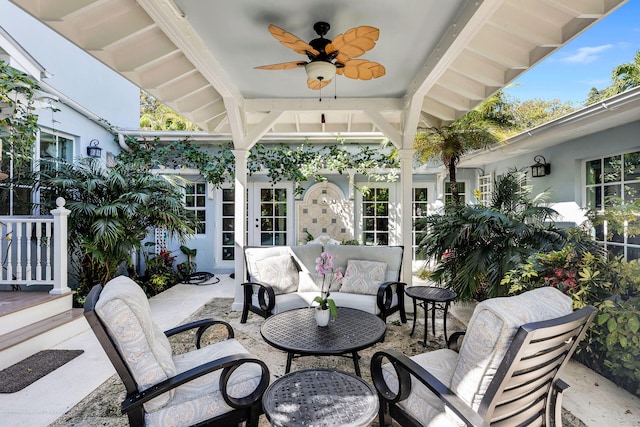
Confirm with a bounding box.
[313,252,342,326]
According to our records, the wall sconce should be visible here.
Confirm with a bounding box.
[530,155,550,178]
[86,139,102,158]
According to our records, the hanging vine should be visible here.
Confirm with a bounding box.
[0,60,41,176]
[119,136,399,195]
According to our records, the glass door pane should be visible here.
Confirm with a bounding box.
[256,186,289,246]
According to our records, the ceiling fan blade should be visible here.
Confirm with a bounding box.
[307,78,331,90]
[337,59,386,80]
[255,61,307,70]
[327,26,379,59]
[268,24,320,56]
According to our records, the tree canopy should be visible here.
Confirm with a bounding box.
[586,50,640,105]
[413,91,517,205]
[140,91,200,131]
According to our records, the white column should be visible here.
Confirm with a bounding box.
[50,197,71,295]
[232,149,249,311]
[398,149,414,287]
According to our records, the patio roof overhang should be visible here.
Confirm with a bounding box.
[9,0,627,150]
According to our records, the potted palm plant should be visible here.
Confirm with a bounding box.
[416,169,566,301]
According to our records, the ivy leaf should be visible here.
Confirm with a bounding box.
[607,317,618,333]
[606,333,617,348]
[628,316,640,334]
[619,336,628,348]
[597,313,610,325]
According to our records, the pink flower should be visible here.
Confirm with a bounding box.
[316,252,343,294]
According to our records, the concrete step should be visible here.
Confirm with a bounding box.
[0,308,88,370]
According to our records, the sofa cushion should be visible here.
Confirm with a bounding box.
[252,292,308,314]
[254,254,299,295]
[340,260,387,295]
[297,291,397,315]
[292,244,323,292]
[451,287,573,412]
[325,244,402,282]
[291,244,323,274]
[96,276,176,412]
[244,246,291,282]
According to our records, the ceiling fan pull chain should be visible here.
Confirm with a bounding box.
[319,84,322,102]
[334,78,337,100]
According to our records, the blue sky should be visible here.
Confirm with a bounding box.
[505,0,640,105]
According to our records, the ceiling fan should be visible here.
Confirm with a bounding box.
[255,21,386,91]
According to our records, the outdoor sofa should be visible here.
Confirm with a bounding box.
[240,243,407,323]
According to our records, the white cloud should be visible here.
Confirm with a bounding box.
[557,44,613,64]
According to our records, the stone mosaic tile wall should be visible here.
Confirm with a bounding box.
[296,182,353,244]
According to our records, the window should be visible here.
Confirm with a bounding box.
[444,181,466,205]
[221,188,235,260]
[412,187,429,260]
[585,151,640,259]
[477,173,493,206]
[185,181,206,234]
[0,130,73,215]
[362,187,389,245]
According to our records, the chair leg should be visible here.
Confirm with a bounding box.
[378,400,393,427]
[246,403,262,427]
[241,286,252,324]
[399,292,407,323]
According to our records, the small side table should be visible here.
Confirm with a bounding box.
[405,286,457,346]
[262,369,379,427]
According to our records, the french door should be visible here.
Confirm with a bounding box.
[250,183,293,246]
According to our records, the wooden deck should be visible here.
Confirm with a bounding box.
[0,291,68,317]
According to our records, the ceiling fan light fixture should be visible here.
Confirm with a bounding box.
[305,60,336,81]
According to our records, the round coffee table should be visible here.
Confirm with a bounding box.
[260,307,386,376]
[262,369,379,427]
[405,286,457,346]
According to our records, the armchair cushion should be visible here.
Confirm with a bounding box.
[144,339,265,427]
[340,260,387,295]
[95,276,176,412]
[254,254,299,295]
[452,287,572,410]
[382,350,458,424]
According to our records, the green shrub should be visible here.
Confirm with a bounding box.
[503,239,640,396]
[586,297,640,395]
[416,169,566,301]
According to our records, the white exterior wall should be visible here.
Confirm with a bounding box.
[0,2,140,130]
[483,121,640,206]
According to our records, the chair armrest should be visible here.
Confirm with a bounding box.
[552,378,570,427]
[371,349,489,427]
[121,352,270,413]
[447,331,466,352]
[377,281,406,311]
[164,318,234,349]
[241,281,276,312]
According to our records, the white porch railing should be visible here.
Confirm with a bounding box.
[0,197,71,295]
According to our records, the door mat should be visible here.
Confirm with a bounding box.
[0,349,84,393]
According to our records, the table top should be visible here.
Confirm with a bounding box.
[405,285,457,302]
[260,307,386,355]
[262,368,379,427]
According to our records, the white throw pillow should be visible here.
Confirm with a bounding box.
[254,254,299,295]
[340,260,387,295]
